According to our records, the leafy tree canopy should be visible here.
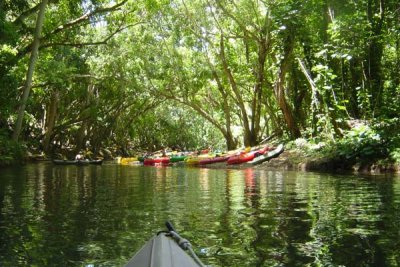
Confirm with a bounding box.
[0,0,399,159]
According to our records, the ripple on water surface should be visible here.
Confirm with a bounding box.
[0,164,399,266]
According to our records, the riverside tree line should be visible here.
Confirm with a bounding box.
[1,0,399,162]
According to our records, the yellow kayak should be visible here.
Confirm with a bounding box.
[117,157,139,165]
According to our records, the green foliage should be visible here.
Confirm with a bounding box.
[0,130,26,165]
[1,0,400,160]
[390,149,400,163]
[372,118,400,163]
[330,124,387,162]
[119,104,224,153]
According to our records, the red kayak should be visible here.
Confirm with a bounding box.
[199,156,229,165]
[143,157,170,166]
[227,152,256,165]
[256,145,272,155]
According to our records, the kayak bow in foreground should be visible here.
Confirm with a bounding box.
[125,222,207,267]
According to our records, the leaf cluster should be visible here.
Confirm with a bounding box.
[323,124,388,164]
[0,129,26,164]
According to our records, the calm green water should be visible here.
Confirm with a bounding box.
[0,163,399,267]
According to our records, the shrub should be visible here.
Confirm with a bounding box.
[372,118,400,163]
[334,124,388,162]
[0,131,26,165]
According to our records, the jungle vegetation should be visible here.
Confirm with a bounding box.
[1,0,399,164]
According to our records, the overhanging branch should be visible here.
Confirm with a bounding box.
[16,0,129,58]
[40,23,137,49]
[47,0,128,37]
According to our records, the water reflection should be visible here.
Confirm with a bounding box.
[0,164,399,266]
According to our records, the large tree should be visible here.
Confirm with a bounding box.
[13,0,48,141]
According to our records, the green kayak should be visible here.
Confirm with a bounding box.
[169,155,187,163]
[125,222,206,267]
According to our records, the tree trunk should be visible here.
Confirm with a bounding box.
[249,35,268,146]
[366,0,385,116]
[221,89,237,150]
[274,28,301,138]
[348,58,361,118]
[291,65,306,128]
[75,123,87,153]
[43,90,59,154]
[219,35,254,146]
[211,69,237,150]
[12,0,48,141]
[274,76,301,138]
[397,0,400,89]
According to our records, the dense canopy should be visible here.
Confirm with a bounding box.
[1,0,399,160]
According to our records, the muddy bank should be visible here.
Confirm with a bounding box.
[204,150,400,174]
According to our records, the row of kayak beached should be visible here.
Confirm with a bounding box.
[117,144,284,167]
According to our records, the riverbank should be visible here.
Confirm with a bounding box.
[2,145,399,175]
[3,151,399,175]
[260,150,400,174]
[0,148,400,174]
[204,149,400,174]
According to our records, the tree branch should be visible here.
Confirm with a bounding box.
[16,0,129,58]
[47,0,128,37]
[13,0,57,26]
[40,23,135,49]
[214,1,258,40]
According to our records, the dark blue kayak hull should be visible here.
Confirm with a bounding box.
[52,159,103,165]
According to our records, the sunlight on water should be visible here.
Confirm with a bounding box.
[0,163,399,266]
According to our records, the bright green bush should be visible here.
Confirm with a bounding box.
[333,124,388,162]
[372,118,400,163]
[390,149,400,163]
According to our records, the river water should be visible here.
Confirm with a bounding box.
[0,163,399,266]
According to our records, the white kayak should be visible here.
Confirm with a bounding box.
[125,222,206,267]
[249,144,284,165]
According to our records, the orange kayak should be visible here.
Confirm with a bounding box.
[227,152,256,165]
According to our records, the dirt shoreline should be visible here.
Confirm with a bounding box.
[203,150,400,175]
[14,149,400,175]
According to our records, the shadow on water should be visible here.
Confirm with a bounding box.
[0,163,399,266]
